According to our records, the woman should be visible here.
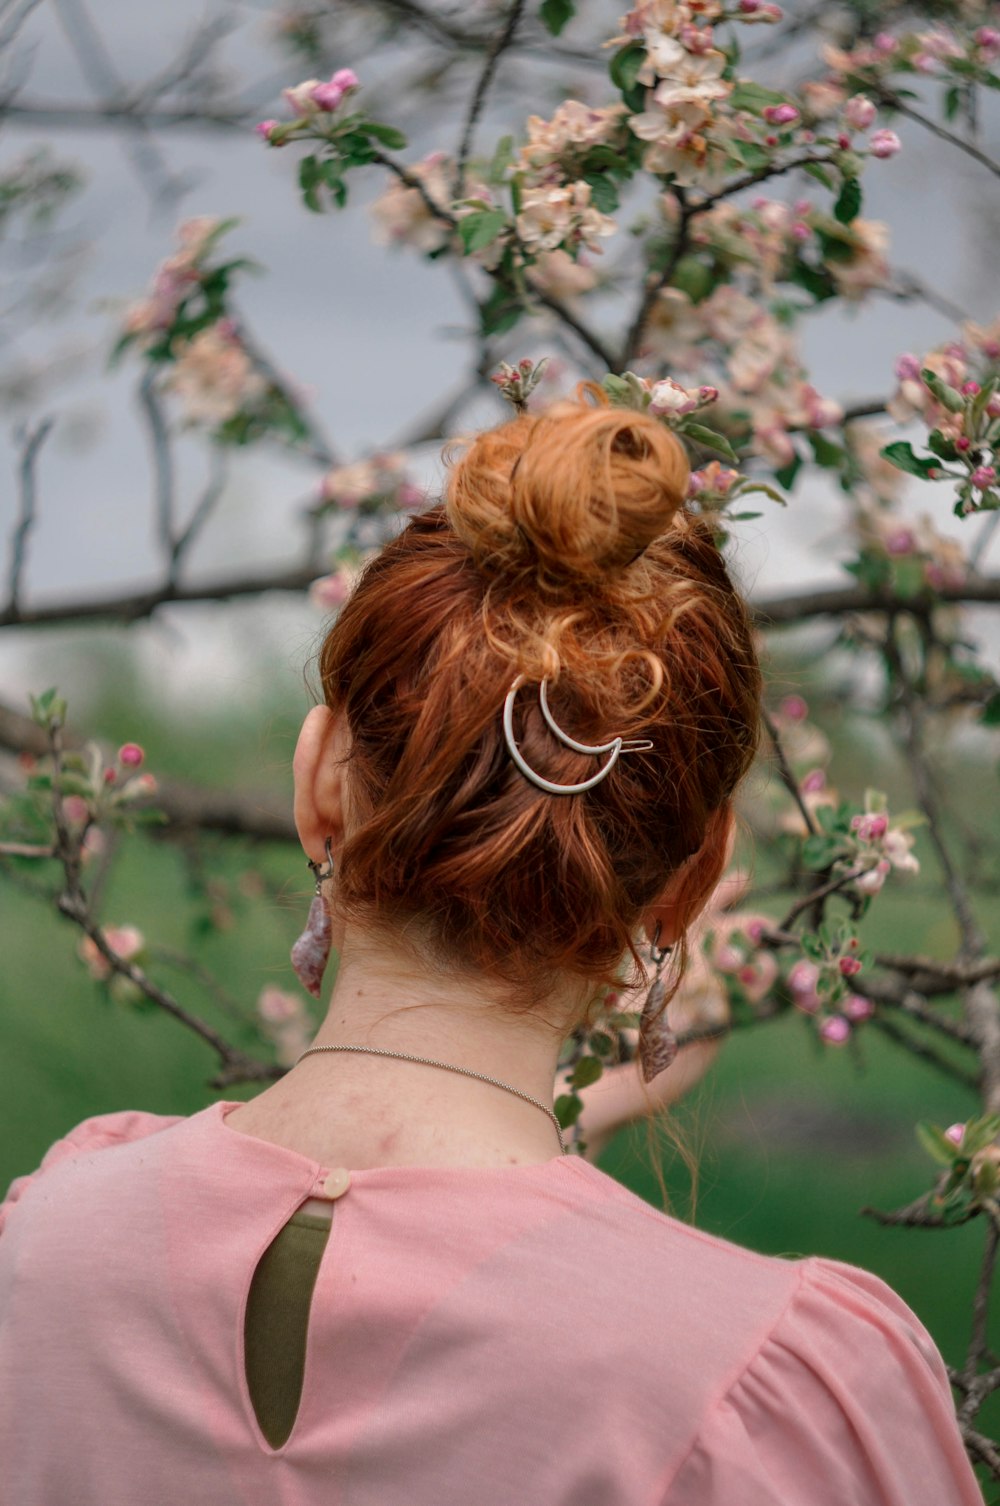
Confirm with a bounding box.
[0,392,983,1504]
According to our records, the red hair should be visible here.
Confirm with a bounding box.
[317,387,761,1011]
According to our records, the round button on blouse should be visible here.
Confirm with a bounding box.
[320,1167,351,1200]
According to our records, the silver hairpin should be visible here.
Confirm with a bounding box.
[502,674,653,796]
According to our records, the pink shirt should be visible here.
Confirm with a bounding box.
[0,1100,983,1505]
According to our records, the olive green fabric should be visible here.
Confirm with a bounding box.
[244,1209,332,1449]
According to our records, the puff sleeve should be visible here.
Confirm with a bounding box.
[0,1109,183,1237]
[665,1255,984,1505]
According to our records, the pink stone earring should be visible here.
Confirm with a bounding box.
[290,837,334,998]
[638,923,678,1083]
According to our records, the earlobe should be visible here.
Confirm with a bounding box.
[292,704,349,865]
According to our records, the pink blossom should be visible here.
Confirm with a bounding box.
[971,466,997,490]
[62,795,90,825]
[894,353,922,381]
[310,69,359,112]
[961,381,980,396]
[309,567,357,612]
[714,943,745,973]
[763,104,799,126]
[699,385,719,403]
[975,27,1000,58]
[791,221,812,242]
[851,811,888,841]
[843,994,875,1022]
[956,437,971,453]
[789,959,819,997]
[944,1122,966,1146]
[129,773,159,797]
[257,986,305,1024]
[800,768,826,794]
[873,32,897,53]
[255,119,280,142]
[855,859,890,895]
[78,925,145,981]
[820,1016,851,1045]
[839,955,863,977]
[869,129,901,159]
[780,693,808,721]
[884,526,916,555]
[648,377,700,417]
[844,94,877,131]
[118,742,144,767]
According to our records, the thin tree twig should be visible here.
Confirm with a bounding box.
[867,1012,979,1088]
[138,371,174,559]
[5,416,53,618]
[875,85,1000,181]
[455,0,526,196]
[761,704,819,836]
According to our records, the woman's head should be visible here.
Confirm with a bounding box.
[301,386,761,1020]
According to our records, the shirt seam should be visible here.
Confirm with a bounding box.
[644,1255,813,1506]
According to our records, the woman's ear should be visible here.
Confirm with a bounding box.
[640,804,736,947]
[292,704,351,865]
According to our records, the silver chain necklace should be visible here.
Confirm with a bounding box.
[294,1043,568,1155]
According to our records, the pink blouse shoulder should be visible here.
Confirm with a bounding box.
[665,1253,984,1504]
[0,1109,184,1237]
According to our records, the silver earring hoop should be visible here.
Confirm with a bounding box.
[307,836,335,891]
[502,675,654,797]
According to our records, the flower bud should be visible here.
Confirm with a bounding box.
[839,955,863,977]
[971,466,997,490]
[844,94,876,130]
[956,436,971,452]
[869,128,901,158]
[944,1122,966,1146]
[118,743,144,767]
[819,1016,851,1045]
[763,103,800,126]
[843,994,875,1022]
[961,381,980,396]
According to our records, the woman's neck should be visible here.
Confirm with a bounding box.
[241,922,587,1169]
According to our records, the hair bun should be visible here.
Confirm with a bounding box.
[446,389,689,588]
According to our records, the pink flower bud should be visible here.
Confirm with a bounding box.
[310,81,346,111]
[844,94,877,130]
[843,993,875,1022]
[792,221,812,241]
[800,767,826,793]
[987,395,1000,419]
[839,955,863,976]
[874,31,897,53]
[103,767,117,785]
[687,470,706,498]
[869,129,901,158]
[118,743,144,767]
[698,385,719,402]
[738,0,761,11]
[972,466,997,490]
[255,119,280,141]
[764,134,778,147]
[944,1122,966,1146]
[330,68,360,91]
[518,358,534,372]
[789,960,819,995]
[894,352,922,381]
[763,103,800,126]
[820,1015,851,1045]
[956,436,971,452]
[884,527,915,555]
[837,133,851,150]
[780,693,808,721]
[962,381,980,395]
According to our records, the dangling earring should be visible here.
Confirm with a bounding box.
[638,922,678,1084]
[290,837,334,998]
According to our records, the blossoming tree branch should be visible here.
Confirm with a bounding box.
[3,0,1000,1479]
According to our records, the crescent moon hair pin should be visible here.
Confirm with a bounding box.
[502,675,653,796]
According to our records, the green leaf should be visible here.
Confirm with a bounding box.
[726,510,763,520]
[610,40,647,110]
[540,0,575,35]
[734,480,787,507]
[926,428,959,461]
[554,1092,584,1128]
[802,834,842,869]
[807,430,845,468]
[589,1031,615,1057]
[920,366,966,414]
[943,83,963,122]
[732,139,771,171]
[571,1055,604,1089]
[728,80,788,112]
[982,691,1000,727]
[582,172,618,213]
[790,260,837,303]
[671,254,715,304]
[880,441,940,480]
[916,1121,961,1166]
[298,154,322,213]
[679,422,738,461]
[833,175,862,225]
[488,134,515,184]
[889,556,927,600]
[774,452,803,490]
[361,120,408,150]
[458,208,508,255]
[479,281,523,337]
[802,161,835,190]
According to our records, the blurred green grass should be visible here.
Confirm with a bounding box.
[3,655,1000,1484]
